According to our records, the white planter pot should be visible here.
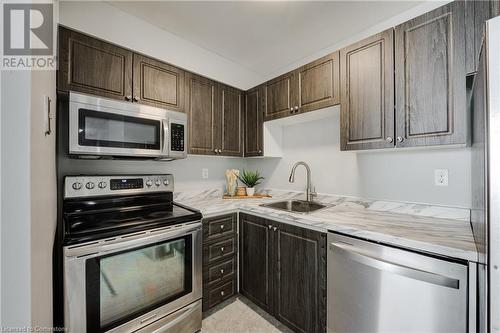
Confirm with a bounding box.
[246,187,255,196]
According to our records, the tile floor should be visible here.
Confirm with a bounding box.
[201,296,292,333]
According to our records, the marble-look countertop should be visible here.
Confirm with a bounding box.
[175,189,477,262]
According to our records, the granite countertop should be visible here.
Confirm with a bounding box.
[175,189,477,262]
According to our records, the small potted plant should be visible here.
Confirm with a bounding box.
[237,169,264,196]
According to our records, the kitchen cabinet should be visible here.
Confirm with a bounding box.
[465,0,499,75]
[187,73,243,157]
[186,74,219,155]
[58,26,133,101]
[263,52,340,121]
[132,54,185,112]
[340,29,395,150]
[395,1,467,147]
[239,213,326,333]
[58,26,186,112]
[219,84,243,156]
[202,213,238,312]
[297,52,340,114]
[264,72,295,121]
[244,86,264,157]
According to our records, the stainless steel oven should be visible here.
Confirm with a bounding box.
[68,92,187,160]
[63,223,202,333]
[60,175,202,333]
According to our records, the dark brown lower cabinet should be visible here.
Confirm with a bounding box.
[202,214,238,311]
[239,213,327,333]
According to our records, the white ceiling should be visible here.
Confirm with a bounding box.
[110,1,425,79]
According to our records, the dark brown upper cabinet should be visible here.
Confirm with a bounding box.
[263,53,340,121]
[239,213,326,333]
[244,86,264,157]
[58,26,133,101]
[297,52,340,114]
[186,74,219,155]
[340,29,395,151]
[395,1,466,148]
[264,72,295,121]
[186,73,243,157]
[465,0,499,75]
[219,85,243,156]
[132,54,185,112]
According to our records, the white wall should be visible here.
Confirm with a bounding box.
[58,1,262,90]
[247,108,471,208]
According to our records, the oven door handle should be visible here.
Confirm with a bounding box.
[162,119,169,155]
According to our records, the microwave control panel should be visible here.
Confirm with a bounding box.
[171,123,185,152]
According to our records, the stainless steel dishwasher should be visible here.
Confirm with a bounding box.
[327,232,469,333]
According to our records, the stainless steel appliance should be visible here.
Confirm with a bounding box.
[68,92,187,160]
[471,16,500,333]
[327,233,469,333]
[61,175,202,333]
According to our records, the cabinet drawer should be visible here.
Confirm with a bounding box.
[204,237,236,265]
[204,256,236,287]
[205,279,236,310]
[203,214,236,242]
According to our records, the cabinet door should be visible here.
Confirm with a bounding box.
[239,214,272,313]
[219,85,243,156]
[395,1,466,147]
[340,29,395,150]
[186,74,219,155]
[271,222,326,333]
[58,27,133,101]
[297,52,340,114]
[244,86,263,157]
[264,72,296,121]
[132,54,185,112]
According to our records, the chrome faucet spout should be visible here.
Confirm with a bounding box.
[288,161,316,202]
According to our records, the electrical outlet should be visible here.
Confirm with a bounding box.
[202,168,209,179]
[434,169,449,186]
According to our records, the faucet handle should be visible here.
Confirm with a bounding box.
[310,186,318,199]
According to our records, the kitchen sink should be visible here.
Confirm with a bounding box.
[261,200,329,214]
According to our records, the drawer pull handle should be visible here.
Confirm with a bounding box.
[220,291,225,296]
[220,247,224,252]
[220,269,224,275]
[220,225,225,230]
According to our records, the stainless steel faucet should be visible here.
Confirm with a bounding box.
[289,161,317,202]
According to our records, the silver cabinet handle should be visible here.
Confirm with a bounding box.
[220,224,225,230]
[397,136,404,143]
[220,247,224,252]
[290,107,294,113]
[220,291,225,296]
[386,137,393,143]
[220,269,224,275]
[294,106,299,111]
[218,149,222,153]
[125,95,132,101]
[273,227,278,232]
[133,96,140,102]
[329,242,459,289]
[268,225,272,229]
[258,150,262,154]
[214,149,218,154]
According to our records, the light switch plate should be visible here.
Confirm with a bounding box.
[434,169,449,186]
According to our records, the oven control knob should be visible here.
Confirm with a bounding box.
[72,182,82,190]
[163,179,170,186]
[146,180,153,187]
[85,182,95,190]
[155,180,161,187]
[98,181,107,189]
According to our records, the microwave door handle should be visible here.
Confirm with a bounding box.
[162,120,169,154]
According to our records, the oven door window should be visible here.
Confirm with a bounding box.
[85,235,192,332]
[78,108,161,150]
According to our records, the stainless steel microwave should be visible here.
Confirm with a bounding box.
[69,92,187,160]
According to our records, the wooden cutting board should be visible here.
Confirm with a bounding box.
[222,194,272,199]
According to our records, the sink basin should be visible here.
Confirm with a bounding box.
[261,200,329,214]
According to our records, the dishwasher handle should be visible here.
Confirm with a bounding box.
[330,242,460,289]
